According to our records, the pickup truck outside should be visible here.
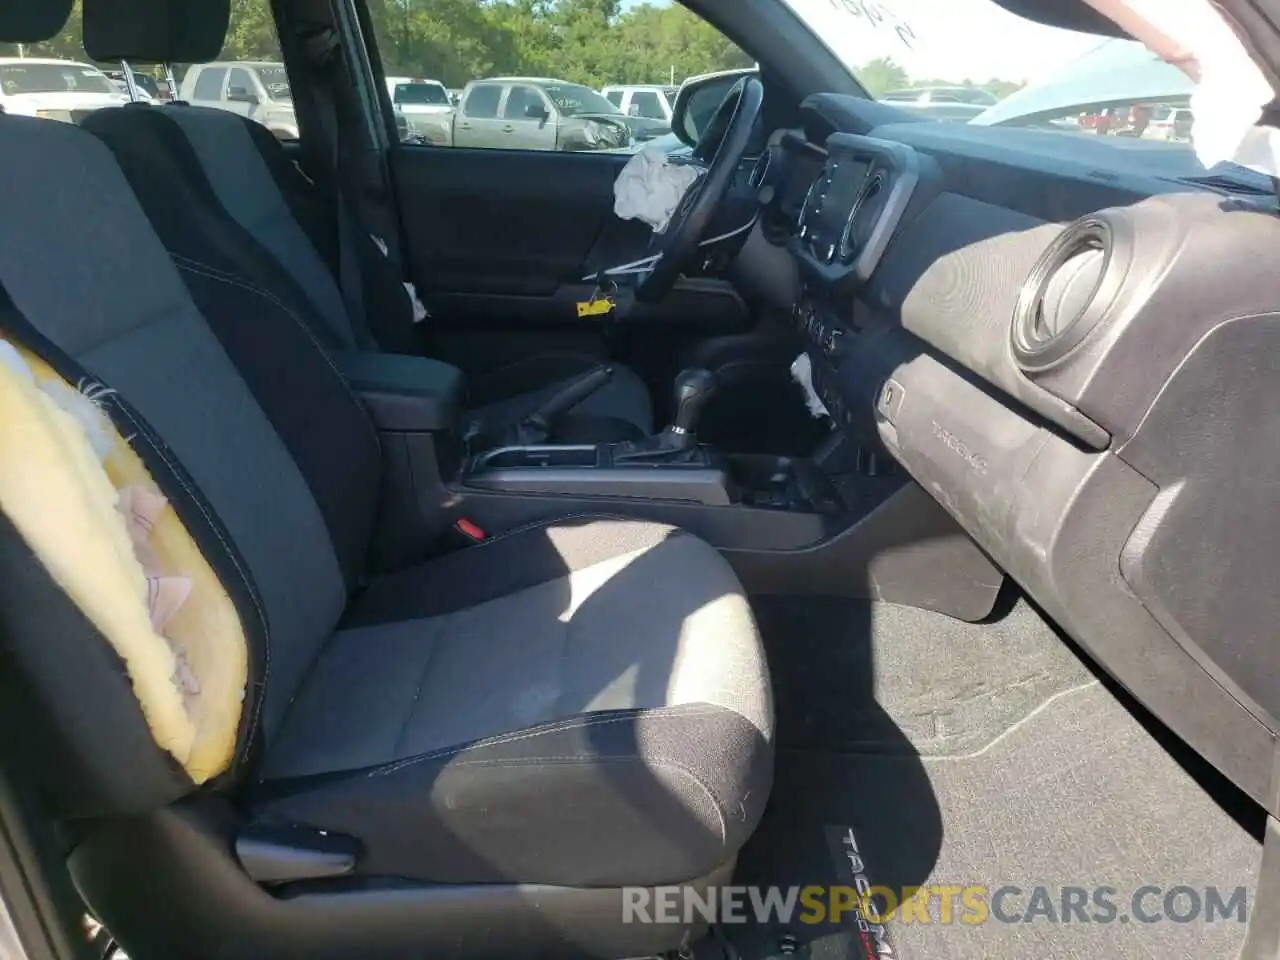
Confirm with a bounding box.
[386,76,453,141]
[412,76,668,151]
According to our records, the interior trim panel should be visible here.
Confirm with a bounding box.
[772,94,1280,816]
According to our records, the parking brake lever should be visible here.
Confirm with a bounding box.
[509,364,614,446]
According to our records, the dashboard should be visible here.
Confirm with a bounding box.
[751,93,1280,816]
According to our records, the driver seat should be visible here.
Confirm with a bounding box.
[79,9,654,446]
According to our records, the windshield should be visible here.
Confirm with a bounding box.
[543,83,621,116]
[256,65,291,101]
[0,62,118,96]
[394,82,449,105]
[783,0,1204,148]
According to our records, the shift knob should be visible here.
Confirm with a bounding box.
[670,368,718,437]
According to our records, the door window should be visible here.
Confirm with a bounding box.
[365,0,749,153]
[463,84,501,119]
[227,67,255,100]
[629,90,665,120]
[503,86,543,120]
[3,2,288,134]
[192,67,227,101]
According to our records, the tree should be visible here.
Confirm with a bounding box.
[981,77,1024,100]
[221,0,282,61]
[857,56,908,96]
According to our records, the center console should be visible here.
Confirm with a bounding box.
[340,345,1003,622]
[462,367,842,511]
[465,444,844,512]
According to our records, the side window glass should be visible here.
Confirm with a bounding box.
[6,0,295,140]
[227,67,254,99]
[463,85,501,119]
[630,91,665,120]
[503,86,540,120]
[364,1,750,152]
[192,67,227,101]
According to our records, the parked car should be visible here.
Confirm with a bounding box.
[881,85,998,121]
[105,68,164,101]
[0,57,131,122]
[1145,104,1194,141]
[601,84,679,122]
[418,77,668,151]
[385,76,453,141]
[178,60,298,140]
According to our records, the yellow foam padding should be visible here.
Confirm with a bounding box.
[0,350,246,783]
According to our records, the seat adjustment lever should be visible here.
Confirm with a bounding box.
[235,823,359,885]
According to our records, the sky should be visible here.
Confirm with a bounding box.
[624,0,1114,84]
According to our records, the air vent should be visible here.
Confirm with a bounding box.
[798,162,836,244]
[838,170,886,263]
[1012,217,1121,371]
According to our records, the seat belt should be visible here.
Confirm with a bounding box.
[302,26,427,349]
[312,75,376,351]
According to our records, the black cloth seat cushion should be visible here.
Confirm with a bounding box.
[250,517,773,887]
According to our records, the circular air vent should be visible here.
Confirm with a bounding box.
[793,165,834,241]
[1012,217,1122,371]
[838,170,886,263]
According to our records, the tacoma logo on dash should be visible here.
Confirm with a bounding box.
[931,421,989,474]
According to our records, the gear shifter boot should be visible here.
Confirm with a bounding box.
[610,368,718,464]
[611,431,710,465]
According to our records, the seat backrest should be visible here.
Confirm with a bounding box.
[158,104,360,349]
[0,106,382,816]
[83,0,420,354]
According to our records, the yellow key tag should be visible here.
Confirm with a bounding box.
[576,297,614,318]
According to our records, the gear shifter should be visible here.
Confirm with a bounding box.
[612,368,718,464]
[668,368,718,448]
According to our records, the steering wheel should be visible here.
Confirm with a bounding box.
[635,76,764,302]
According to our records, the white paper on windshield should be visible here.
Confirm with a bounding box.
[1085,0,1279,175]
[613,146,703,234]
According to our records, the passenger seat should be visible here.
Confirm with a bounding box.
[0,4,771,959]
[80,12,654,446]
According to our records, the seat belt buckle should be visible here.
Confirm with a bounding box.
[452,518,487,543]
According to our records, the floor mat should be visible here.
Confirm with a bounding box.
[751,595,1097,756]
[726,598,1263,960]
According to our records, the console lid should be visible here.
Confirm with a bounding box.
[338,352,465,433]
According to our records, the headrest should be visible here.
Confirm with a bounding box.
[0,0,74,43]
[83,0,230,64]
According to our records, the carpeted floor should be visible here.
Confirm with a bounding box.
[724,595,1264,960]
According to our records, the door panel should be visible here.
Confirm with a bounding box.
[390,143,755,397]
[392,145,633,298]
